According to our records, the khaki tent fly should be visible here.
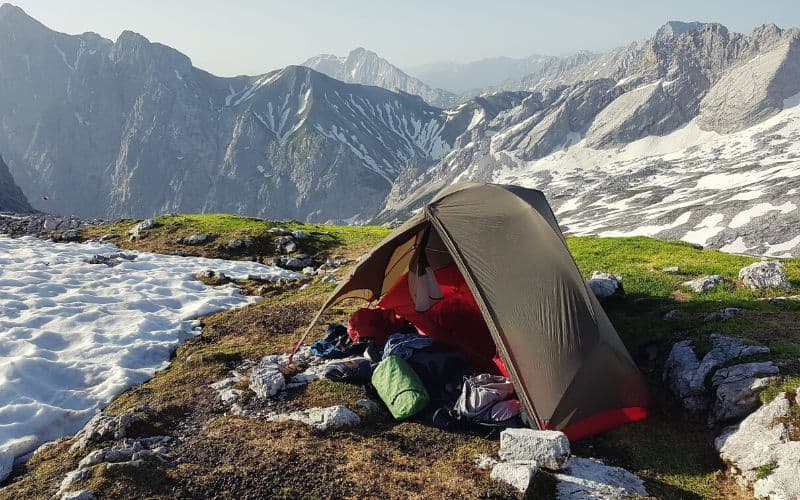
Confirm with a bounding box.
[292,182,649,440]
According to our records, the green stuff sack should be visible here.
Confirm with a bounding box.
[371,355,430,420]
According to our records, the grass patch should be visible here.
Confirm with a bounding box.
[81,213,391,261]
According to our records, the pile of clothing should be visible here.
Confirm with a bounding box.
[308,306,523,428]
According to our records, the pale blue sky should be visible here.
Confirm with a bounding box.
[9,0,800,76]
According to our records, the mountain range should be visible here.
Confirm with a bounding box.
[0,5,798,255]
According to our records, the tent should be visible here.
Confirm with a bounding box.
[294,182,649,440]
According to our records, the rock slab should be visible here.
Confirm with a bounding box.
[715,391,800,499]
[555,457,649,499]
[498,428,570,469]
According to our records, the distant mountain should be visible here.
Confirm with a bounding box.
[2,5,799,255]
[377,21,800,257]
[406,54,558,93]
[0,4,478,222]
[0,154,33,213]
[301,48,459,108]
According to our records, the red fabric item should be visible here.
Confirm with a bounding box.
[542,407,650,441]
[347,307,407,346]
[379,265,499,373]
[493,352,510,378]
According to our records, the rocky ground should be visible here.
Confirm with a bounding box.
[0,216,798,499]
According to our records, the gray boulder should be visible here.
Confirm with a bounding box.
[128,219,158,240]
[708,361,779,423]
[586,272,624,299]
[281,254,314,269]
[498,428,570,469]
[291,230,309,240]
[663,340,708,411]
[59,229,80,241]
[84,254,120,267]
[738,261,790,290]
[180,234,212,245]
[690,334,770,395]
[226,239,253,250]
[682,275,724,293]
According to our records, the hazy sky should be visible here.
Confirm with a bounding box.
[10,0,800,76]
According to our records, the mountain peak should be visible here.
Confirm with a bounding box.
[0,2,24,16]
[0,3,46,31]
[655,20,706,40]
[301,47,458,107]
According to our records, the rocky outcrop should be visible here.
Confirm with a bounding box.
[0,213,100,237]
[698,36,800,133]
[715,390,800,498]
[663,334,775,420]
[709,362,779,423]
[585,81,685,148]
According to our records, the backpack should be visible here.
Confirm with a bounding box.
[454,373,514,420]
[371,355,430,420]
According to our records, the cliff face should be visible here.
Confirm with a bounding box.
[0,154,33,213]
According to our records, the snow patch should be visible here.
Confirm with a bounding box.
[728,202,797,229]
[0,236,299,465]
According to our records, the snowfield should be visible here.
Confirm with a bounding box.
[0,236,299,477]
[490,96,800,257]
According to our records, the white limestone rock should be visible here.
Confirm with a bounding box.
[738,261,790,290]
[682,275,724,293]
[498,428,570,470]
[474,453,498,471]
[709,362,779,423]
[249,357,286,399]
[61,490,96,500]
[268,405,360,431]
[490,461,537,493]
[586,272,624,299]
[555,457,649,499]
[715,391,800,498]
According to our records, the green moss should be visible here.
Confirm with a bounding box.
[756,461,779,479]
